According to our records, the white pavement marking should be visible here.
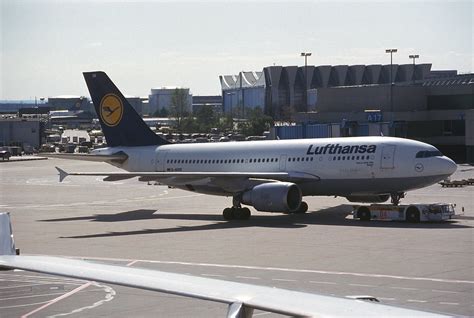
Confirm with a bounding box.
[348,283,375,287]
[0,283,67,290]
[378,297,396,301]
[236,276,260,280]
[57,256,474,285]
[390,287,418,291]
[0,278,83,287]
[0,292,70,301]
[407,299,427,303]
[439,302,459,305]
[201,274,225,278]
[309,281,337,285]
[126,260,139,267]
[271,278,297,282]
[20,282,93,318]
[47,283,116,318]
[4,193,203,209]
[0,301,50,309]
[431,289,460,294]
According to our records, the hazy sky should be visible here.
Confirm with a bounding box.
[1,0,472,99]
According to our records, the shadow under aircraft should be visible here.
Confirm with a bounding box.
[39,205,470,239]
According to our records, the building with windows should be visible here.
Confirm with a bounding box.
[222,65,473,162]
[220,72,265,116]
[148,87,192,116]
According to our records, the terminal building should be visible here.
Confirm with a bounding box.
[148,87,192,116]
[221,64,473,163]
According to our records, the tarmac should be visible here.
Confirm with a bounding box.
[0,158,473,317]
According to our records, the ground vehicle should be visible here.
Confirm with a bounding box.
[353,203,456,222]
[0,147,11,161]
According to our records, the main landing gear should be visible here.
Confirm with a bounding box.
[223,195,251,220]
[390,192,405,206]
[223,207,251,220]
[293,201,308,214]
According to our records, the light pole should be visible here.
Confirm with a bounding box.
[239,71,245,118]
[301,52,312,111]
[385,48,397,118]
[409,54,419,84]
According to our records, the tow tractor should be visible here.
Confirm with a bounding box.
[353,203,456,222]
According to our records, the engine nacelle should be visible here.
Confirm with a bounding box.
[345,194,390,203]
[242,182,302,212]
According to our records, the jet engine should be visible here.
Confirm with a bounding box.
[345,194,390,203]
[242,182,302,212]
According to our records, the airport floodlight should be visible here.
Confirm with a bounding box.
[409,54,420,84]
[385,48,398,119]
[300,52,312,111]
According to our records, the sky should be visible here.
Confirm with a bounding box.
[1,0,472,100]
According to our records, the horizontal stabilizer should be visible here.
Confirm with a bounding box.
[44,152,128,163]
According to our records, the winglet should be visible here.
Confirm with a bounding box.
[55,167,69,182]
[0,213,16,256]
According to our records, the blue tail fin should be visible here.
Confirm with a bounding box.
[83,71,169,147]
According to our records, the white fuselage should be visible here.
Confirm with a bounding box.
[92,136,457,197]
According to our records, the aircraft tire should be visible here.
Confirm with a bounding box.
[358,207,371,221]
[233,208,251,220]
[295,202,308,214]
[406,206,420,223]
[241,207,251,220]
[223,208,234,220]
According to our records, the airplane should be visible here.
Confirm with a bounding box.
[51,71,457,220]
[0,212,449,317]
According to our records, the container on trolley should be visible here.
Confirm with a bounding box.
[353,203,456,222]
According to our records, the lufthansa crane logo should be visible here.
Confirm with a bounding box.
[100,94,123,127]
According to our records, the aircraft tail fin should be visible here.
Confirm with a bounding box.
[83,71,169,147]
[0,213,16,256]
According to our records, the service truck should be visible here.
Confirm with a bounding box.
[353,203,455,222]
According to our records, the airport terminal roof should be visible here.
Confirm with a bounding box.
[220,72,265,90]
[422,73,474,86]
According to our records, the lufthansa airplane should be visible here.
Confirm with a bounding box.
[53,71,457,220]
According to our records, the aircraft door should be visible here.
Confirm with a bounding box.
[156,149,170,172]
[380,145,396,169]
[279,155,287,171]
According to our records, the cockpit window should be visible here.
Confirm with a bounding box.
[416,150,443,158]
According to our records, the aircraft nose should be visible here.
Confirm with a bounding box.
[443,157,457,176]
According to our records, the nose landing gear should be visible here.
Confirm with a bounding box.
[390,192,405,206]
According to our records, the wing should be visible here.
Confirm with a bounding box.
[0,213,446,317]
[0,256,445,318]
[55,167,320,192]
